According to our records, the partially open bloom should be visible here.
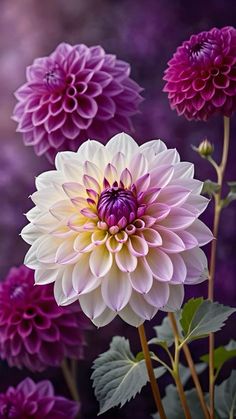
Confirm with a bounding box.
[163,26,236,120]
[12,43,143,162]
[22,133,213,327]
[0,377,79,418]
[0,265,89,371]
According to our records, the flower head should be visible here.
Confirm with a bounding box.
[0,265,90,371]
[0,377,79,418]
[13,43,143,162]
[22,133,213,327]
[163,26,236,120]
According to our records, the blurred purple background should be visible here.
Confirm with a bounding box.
[0,0,235,417]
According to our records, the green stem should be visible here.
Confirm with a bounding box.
[208,116,230,419]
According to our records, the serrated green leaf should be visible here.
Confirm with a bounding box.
[149,315,179,348]
[91,336,166,415]
[180,299,236,343]
[153,385,207,419]
[202,180,220,197]
[201,340,236,371]
[179,363,207,387]
[215,370,236,419]
[180,298,204,336]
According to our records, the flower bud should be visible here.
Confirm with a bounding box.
[197,139,214,158]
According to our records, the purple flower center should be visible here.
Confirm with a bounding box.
[44,66,65,91]
[97,185,138,227]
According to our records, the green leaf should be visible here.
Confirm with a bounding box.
[153,385,207,419]
[91,336,166,415]
[222,181,236,208]
[202,180,220,197]
[215,370,236,419]
[149,314,182,348]
[180,298,203,336]
[201,340,236,372]
[180,299,236,343]
[179,363,207,387]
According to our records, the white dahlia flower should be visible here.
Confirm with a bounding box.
[22,133,212,327]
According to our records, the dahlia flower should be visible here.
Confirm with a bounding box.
[22,133,213,327]
[12,43,143,162]
[0,377,79,418]
[163,26,236,120]
[0,265,90,371]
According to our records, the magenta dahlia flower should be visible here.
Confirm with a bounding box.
[22,133,213,327]
[163,26,236,120]
[0,265,90,372]
[12,43,143,162]
[0,377,79,418]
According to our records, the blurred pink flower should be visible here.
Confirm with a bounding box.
[0,265,90,372]
[163,26,236,120]
[22,133,212,327]
[13,43,143,162]
[0,377,79,418]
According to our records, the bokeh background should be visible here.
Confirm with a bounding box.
[0,0,236,417]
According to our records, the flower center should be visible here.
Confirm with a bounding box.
[97,184,138,227]
[188,39,215,64]
[44,66,65,91]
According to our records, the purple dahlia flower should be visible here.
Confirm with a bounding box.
[0,377,79,418]
[12,43,143,162]
[163,26,236,120]
[0,265,90,372]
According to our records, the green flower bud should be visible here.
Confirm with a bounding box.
[198,139,214,158]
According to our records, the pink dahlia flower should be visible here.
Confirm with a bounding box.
[163,26,236,120]
[22,133,213,327]
[0,265,90,371]
[0,377,79,418]
[12,43,143,162]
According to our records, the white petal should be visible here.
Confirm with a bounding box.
[89,245,113,277]
[106,133,138,162]
[159,208,196,231]
[146,248,173,281]
[78,287,106,319]
[149,165,174,188]
[161,284,184,312]
[92,308,116,327]
[129,291,158,320]
[119,304,144,327]
[115,245,137,272]
[72,253,101,294]
[140,140,167,162]
[169,254,187,284]
[159,228,185,253]
[54,277,78,306]
[101,263,132,310]
[21,223,41,245]
[150,149,180,167]
[55,240,79,264]
[129,258,153,293]
[35,170,65,190]
[182,247,208,284]
[157,186,191,207]
[186,195,210,213]
[187,219,213,246]
[36,236,61,264]
[144,280,169,308]
[35,268,59,285]
[172,162,194,179]
[129,152,148,180]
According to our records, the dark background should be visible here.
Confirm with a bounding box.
[0,0,235,417]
